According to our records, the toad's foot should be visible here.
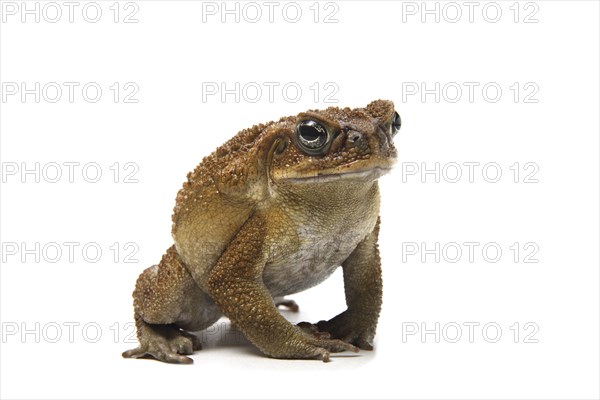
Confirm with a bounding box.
[282,326,359,362]
[122,322,202,364]
[299,334,359,362]
[296,321,331,340]
[299,312,375,351]
[274,297,299,312]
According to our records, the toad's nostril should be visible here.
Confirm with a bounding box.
[348,131,362,144]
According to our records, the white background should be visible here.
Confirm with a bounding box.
[1,1,599,399]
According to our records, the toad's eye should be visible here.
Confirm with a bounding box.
[296,120,331,155]
[391,111,401,137]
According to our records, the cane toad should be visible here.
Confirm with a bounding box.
[122,100,400,363]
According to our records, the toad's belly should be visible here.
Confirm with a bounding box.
[261,185,380,297]
[262,247,350,298]
[261,227,369,297]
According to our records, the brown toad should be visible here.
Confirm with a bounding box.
[122,100,400,363]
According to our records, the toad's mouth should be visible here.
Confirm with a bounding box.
[273,159,396,184]
[282,167,392,184]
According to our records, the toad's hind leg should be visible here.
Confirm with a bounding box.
[122,245,222,364]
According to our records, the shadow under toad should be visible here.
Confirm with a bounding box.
[195,315,361,360]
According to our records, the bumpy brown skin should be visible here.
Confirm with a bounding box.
[123,100,399,363]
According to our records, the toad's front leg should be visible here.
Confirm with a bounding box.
[207,215,358,362]
[302,217,383,351]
